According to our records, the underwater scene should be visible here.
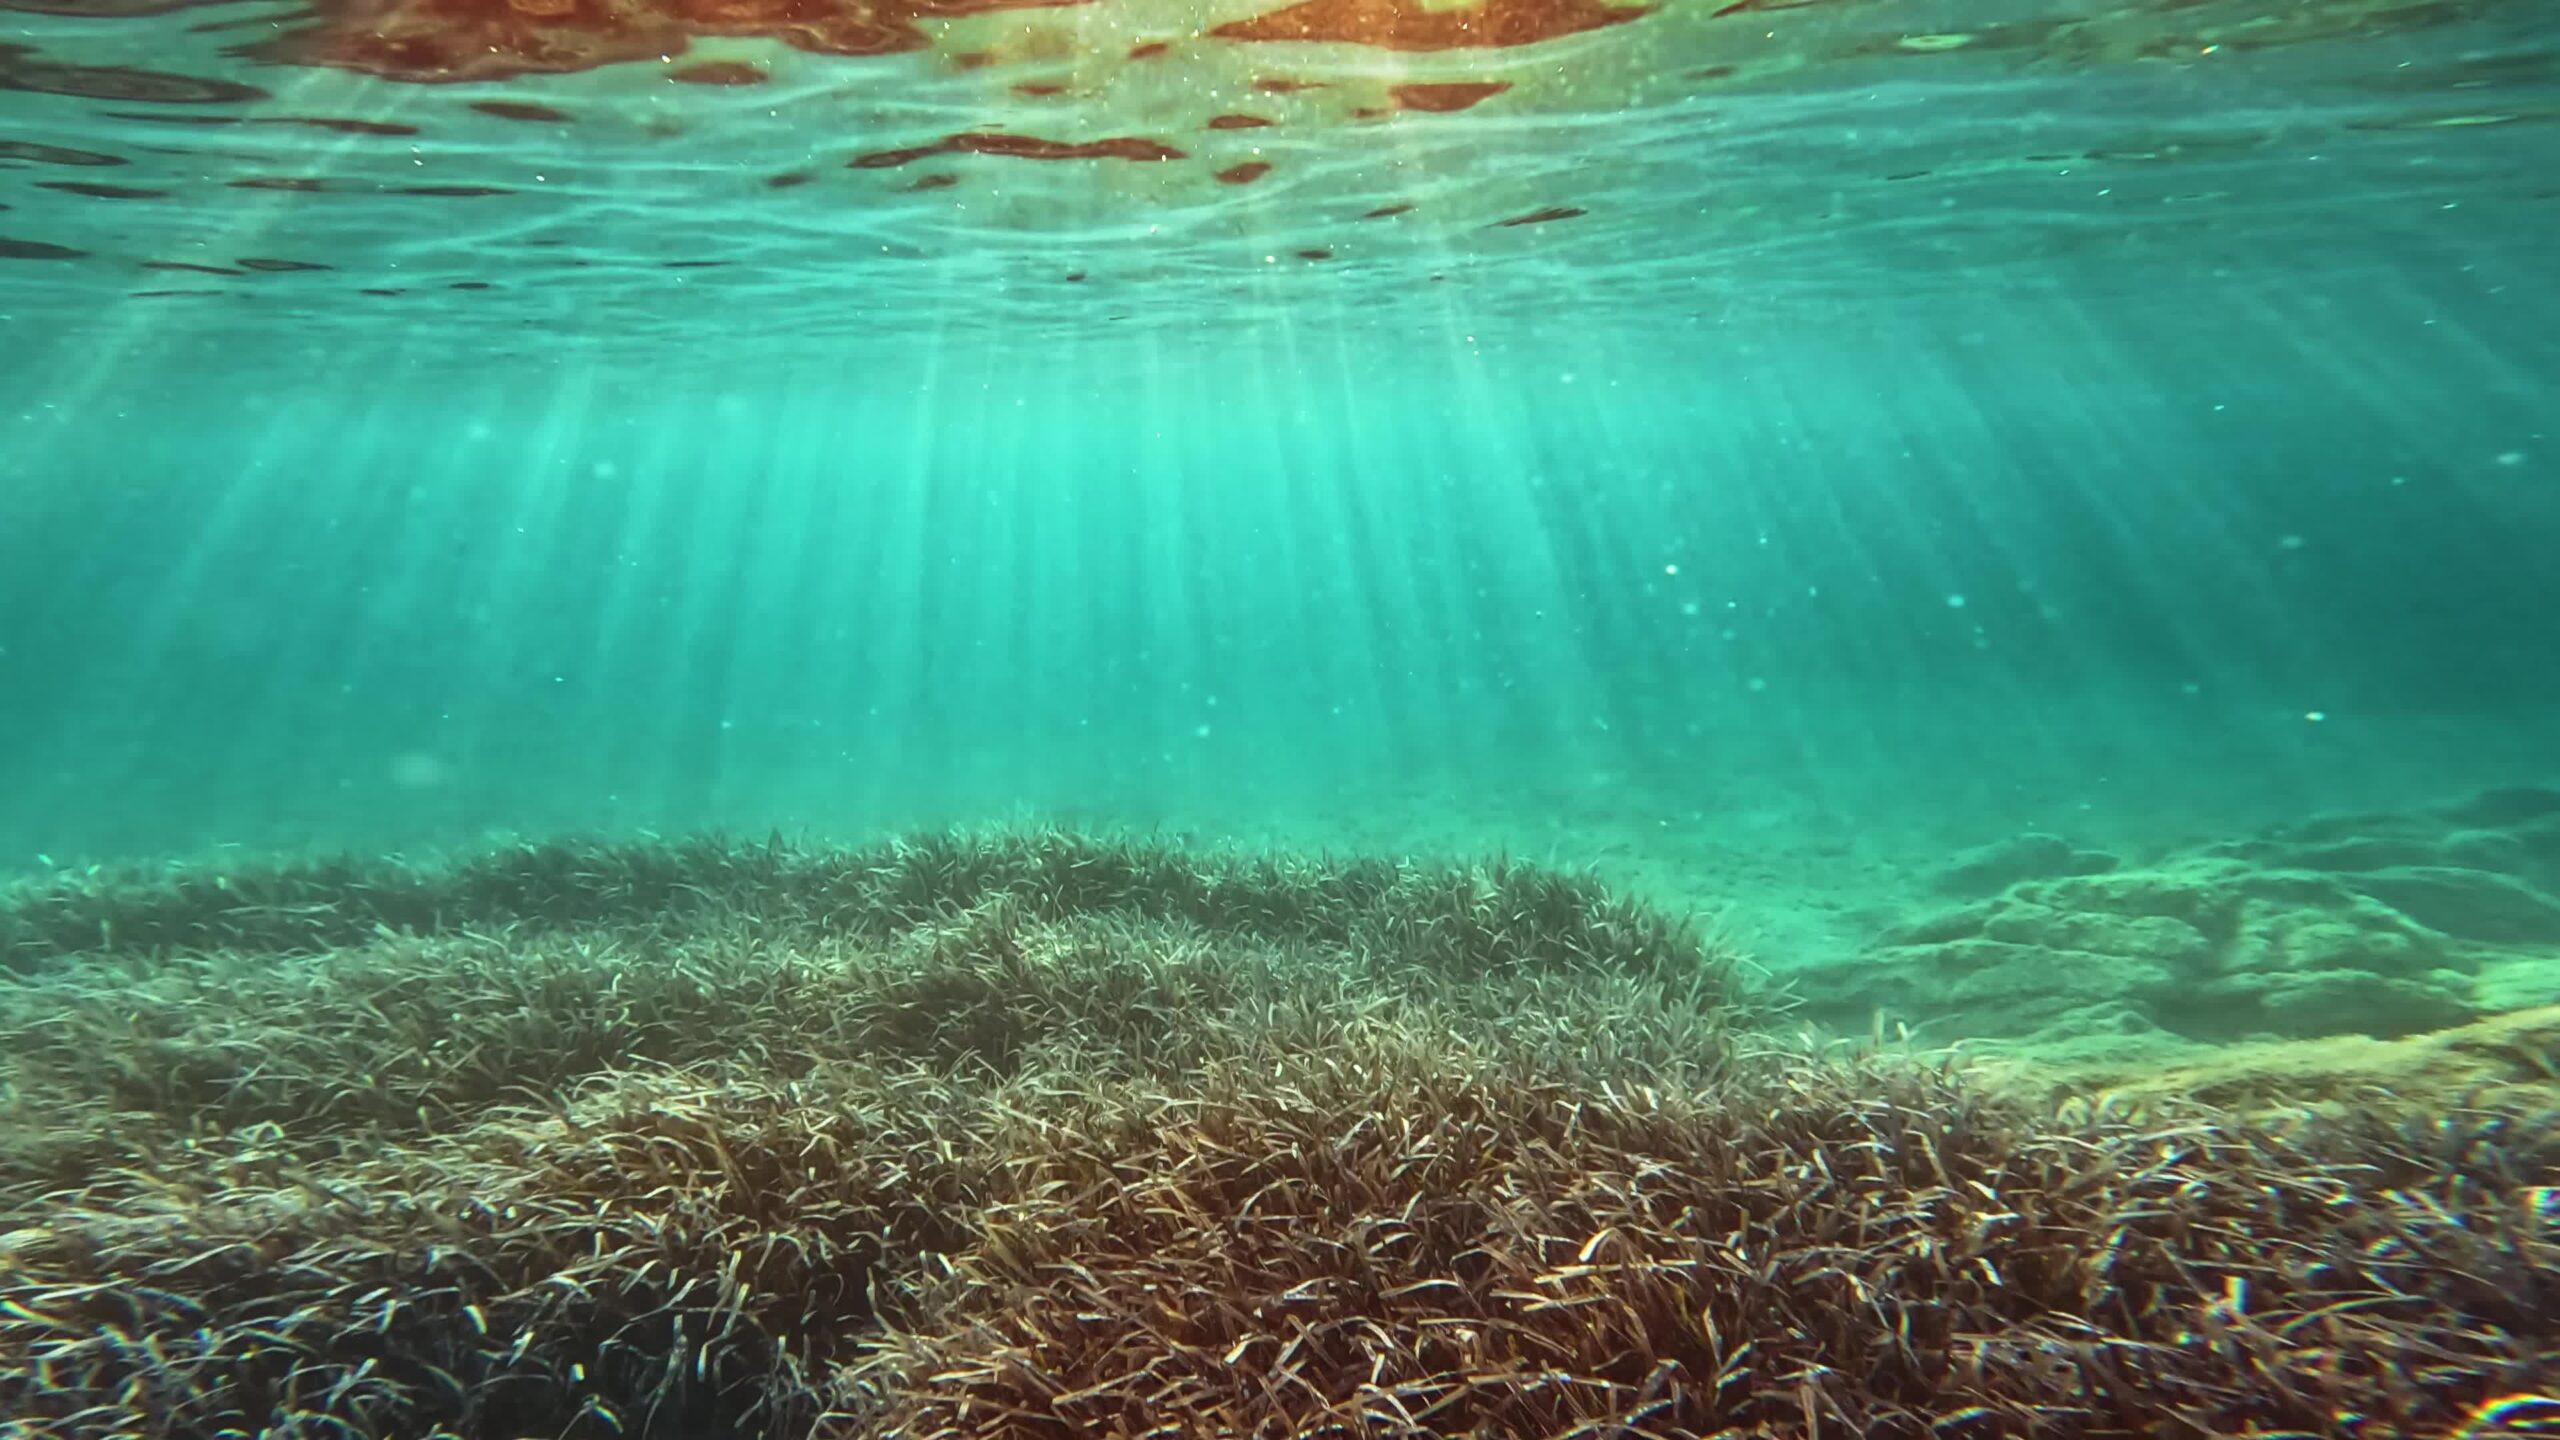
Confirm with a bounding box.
[3,0,2558,1431]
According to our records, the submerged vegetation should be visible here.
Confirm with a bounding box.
[0,830,2552,1438]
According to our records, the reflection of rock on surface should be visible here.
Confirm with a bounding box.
[1813,785,2560,1047]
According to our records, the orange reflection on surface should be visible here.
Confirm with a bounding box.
[245,0,1091,82]
[1214,0,1646,51]
[1389,80,1509,111]
[850,132,1187,168]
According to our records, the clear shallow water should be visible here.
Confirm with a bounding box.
[2,0,2556,1007]
[4,318,2553,864]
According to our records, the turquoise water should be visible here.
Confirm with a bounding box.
[6,311,2554,856]
[2,0,2556,1040]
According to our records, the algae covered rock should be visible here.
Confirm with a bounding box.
[1839,934,2184,1038]
[1983,1004,2560,1120]
[1929,832,2119,898]
[2442,784,2560,830]
[1812,786,2560,1047]
[1839,858,2473,1043]
[2349,866,2560,945]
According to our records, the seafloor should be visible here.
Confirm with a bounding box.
[1,801,2555,1439]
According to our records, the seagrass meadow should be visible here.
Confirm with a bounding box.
[1,830,2553,1440]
